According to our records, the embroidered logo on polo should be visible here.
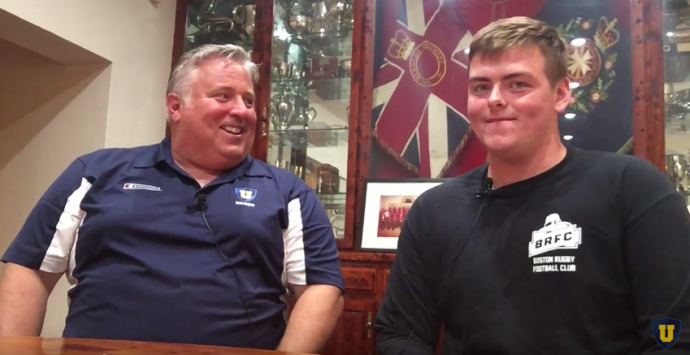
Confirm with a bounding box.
[235,188,257,207]
[123,183,161,191]
[529,213,582,273]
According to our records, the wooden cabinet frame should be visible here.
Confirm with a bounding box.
[631,0,665,171]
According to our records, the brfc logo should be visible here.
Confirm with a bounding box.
[235,188,257,202]
[528,213,582,257]
[652,317,681,349]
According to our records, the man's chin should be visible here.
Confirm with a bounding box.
[219,149,244,157]
[482,137,517,153]
[214,137,253,167]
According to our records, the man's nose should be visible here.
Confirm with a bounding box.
[488,87,506,109]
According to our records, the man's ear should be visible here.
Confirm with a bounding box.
[166,93,183,123]
[554,77,572,114]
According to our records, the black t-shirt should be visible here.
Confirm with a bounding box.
[374,147,690,354]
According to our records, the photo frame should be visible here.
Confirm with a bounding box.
[357,178,447,252]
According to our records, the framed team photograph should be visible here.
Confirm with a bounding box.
[357,178,447,252]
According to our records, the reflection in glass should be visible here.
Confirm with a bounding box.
[663,0,690,200]
[184,0,256,53]
[268,0,355,240]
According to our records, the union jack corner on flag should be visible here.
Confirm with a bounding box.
[370,0,479,179]
[368,0,633,178]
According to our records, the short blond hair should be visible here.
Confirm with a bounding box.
[468,16,567,87]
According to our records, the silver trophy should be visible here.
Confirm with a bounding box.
[285,10,315,35]
[665,154,688,196]
[295,106,318,127]
[232,4,256,37]
[273,94,295,130]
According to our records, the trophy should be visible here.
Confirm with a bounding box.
[272,94,295,130]
[274,59,298,80]
[338,59,351,77]
[324,0,353,35]
[317,163,340,194]
[295,106,318,127]
[285,10,315,35]
[665,154,688,195]
[232,4,256,37]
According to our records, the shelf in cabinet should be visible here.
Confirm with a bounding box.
[316,193,347,210]
[269,82,352,98]
[272,43,353,62]
[269,80,353,97]
[271,76,352,83]
[270,27,354,58]
[270,127,348,133]
[272,29,354,39]
[273,36,353,52]
[315,192,346,200]
[268,127,349,148]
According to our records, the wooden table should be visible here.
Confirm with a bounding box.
[0,337,320,355]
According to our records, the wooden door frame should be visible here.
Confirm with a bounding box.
[631,0,665,171]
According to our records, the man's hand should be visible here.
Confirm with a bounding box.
[0,263,62,336]
[277,284,344,353]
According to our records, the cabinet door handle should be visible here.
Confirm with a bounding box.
[366,312,372,338]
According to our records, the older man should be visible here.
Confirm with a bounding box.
[0,44,344,353]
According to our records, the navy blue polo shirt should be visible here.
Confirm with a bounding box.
[1,137,344,349]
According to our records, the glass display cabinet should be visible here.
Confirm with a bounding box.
[266,0,354,240]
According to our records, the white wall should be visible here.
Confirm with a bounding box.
[0,0,177,337]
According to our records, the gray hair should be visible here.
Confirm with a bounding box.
[167,44,259,102]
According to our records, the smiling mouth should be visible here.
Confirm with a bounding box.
[221,125,243,135]
[485,118,517,123]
